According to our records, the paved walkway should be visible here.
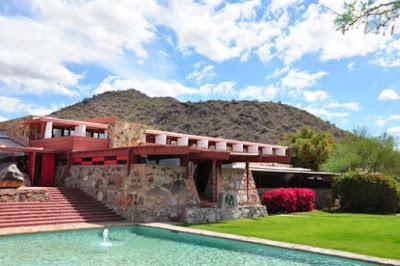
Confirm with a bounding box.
[0,221,132,236]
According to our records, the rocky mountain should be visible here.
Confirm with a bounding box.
[51,89,345,144]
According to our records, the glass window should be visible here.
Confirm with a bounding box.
[158,158,180,166]
[52,128,62,138]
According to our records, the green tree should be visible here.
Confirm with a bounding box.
[283,127,335,171]
[333,0,400,34]
[321,130,400,176]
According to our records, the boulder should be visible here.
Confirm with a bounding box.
[0,164,24,182]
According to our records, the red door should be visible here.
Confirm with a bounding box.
[40,154,55,187]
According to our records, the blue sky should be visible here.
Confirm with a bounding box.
[0,0,399,138]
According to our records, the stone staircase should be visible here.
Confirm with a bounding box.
[0,187,124,228]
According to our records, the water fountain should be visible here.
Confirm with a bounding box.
[101,228,112,247]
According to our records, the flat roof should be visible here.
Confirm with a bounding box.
[233,162,337,175]
[145,129,287,149]
[25,116,108,130]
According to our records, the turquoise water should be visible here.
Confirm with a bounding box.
[0,226,375,266]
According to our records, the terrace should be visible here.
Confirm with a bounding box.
[25,116,110,152]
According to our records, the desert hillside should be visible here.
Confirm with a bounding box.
[51,89,345,144]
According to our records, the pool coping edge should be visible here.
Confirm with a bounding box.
[140,222,400,266]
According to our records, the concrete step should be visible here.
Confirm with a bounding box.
[0,209,118,217]
[0,187,124,228]
[0,216,124,228]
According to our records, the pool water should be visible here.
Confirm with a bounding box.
[0,226,375,266]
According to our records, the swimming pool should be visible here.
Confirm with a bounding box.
[0,226,375,266]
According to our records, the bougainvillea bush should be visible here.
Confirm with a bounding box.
[295,188,315,212]
[262,188,315,214]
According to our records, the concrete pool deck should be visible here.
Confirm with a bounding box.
[1,221,399,266]
[0,221,133,236]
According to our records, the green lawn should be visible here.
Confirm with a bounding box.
[189,211,400,260]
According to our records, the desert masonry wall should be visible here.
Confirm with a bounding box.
[62,164,200,222]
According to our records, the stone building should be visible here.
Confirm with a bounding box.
[0,116,291,224]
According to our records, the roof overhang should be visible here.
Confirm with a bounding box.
[145,129,287,149]
[244,164,337,176]
[25,116,108,130]
[0,145,44,153]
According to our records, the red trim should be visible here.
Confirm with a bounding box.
[28,152,36,184]
[92,157,104,162]
[0,146,44,153]
[30,136,110,152]
[105,160,117,165]
[116,155,128,161]
[68,144,290,164]
[40,154,55,187]
[212,159,217,203]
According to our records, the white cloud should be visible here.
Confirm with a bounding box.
[0,115,7,122]
[276,4,387,65]
[374,39,400,67]
[303,90,329,102]
[95,76,197,98]
[375,119,386,127]
[156,0,284,62]
[198,81,236,97]
[269,0,303,12]
[387,126,400,136]
[378,88,400,101]
[388,114,400,121]
[186,64,216,84]
[305,106,349,119]
[238,85,277,100]
[374,114,400,127]
[0,0,158,96]
[325,101,361,111]
[347,62,355,71]
[280,69,327,89]
[0,96,57,116]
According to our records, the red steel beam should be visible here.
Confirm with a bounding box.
[212,159,217,203]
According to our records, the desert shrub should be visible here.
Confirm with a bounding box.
[333,172,400,213]
[262,188,315,214]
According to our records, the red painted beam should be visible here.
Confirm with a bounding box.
[212,159,217,203]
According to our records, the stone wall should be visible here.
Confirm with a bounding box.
[62,164,200,222]
[108,121,147,148]
[55,165,68,187]
[183,205,267,224]
[0,187,49,202]
[56,163,267,223]
[0,117,31,146]
[218,168,261,206]
[185,168,267,224]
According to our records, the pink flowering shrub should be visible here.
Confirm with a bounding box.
[295,188,315,212]
[262,188,315,214]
